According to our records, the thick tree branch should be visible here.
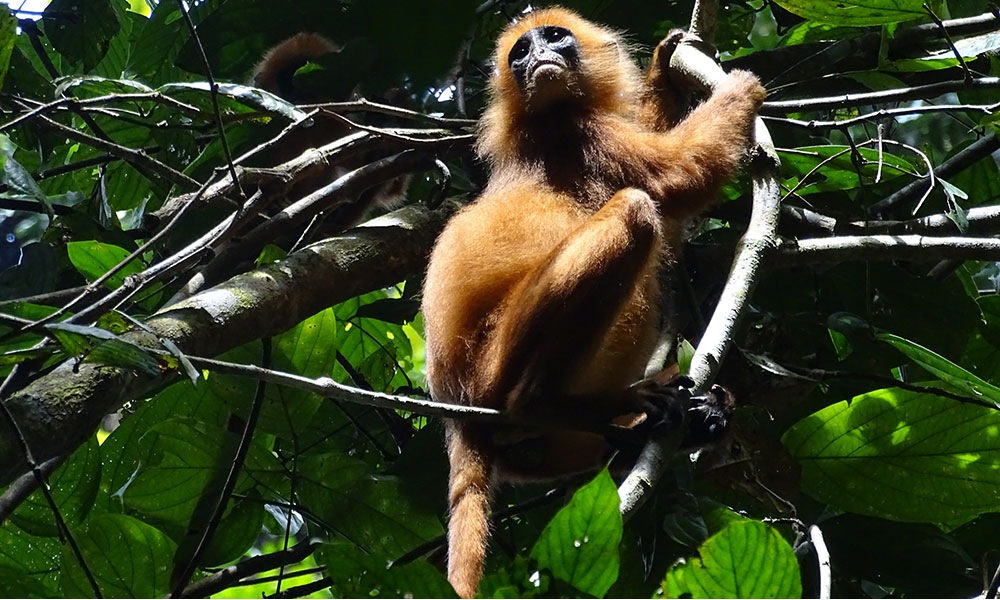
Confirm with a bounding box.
[0,202,458,484]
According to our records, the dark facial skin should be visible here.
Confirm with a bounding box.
[507,25,581,95]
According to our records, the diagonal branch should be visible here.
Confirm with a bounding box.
[618,0,781,518]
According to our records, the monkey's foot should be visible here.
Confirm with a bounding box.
[627,377,733,447]
[684,384,734,446]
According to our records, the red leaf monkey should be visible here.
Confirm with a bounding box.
[421,7,766,598]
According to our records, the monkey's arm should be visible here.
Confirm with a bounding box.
[641,70,766,219]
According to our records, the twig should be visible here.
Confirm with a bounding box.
[178,541,320,598]
[923,3,973,82]
[33,112,200,191]
[761,77,1000,114]
[169,340,271,597]
[173,0,247,202]
[763,101,1000,129]
[185,354,503,422]
[870,132,999,215]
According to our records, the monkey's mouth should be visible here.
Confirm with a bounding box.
[530,61,566,79]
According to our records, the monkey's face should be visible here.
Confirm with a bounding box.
[507,25,582,110]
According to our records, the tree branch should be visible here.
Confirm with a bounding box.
[777,234,1000,265]
[0,202,458,484]
[618,0,782,518]
[761,77,1000,114]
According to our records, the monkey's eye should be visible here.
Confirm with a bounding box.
[543,26,569,43]
[510,37,530,62]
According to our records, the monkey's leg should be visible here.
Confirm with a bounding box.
[487,188,662,421]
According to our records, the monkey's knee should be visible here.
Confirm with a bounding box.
[608,187,663,250]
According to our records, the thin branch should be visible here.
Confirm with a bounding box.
[185,355,503,422]
[870,132,999,215]
[173,0,246,202]
[177,541,320,598]
[763,101,1000,129]
[761,77,1000,114]
[618,0,782,518]
[302,98,475,128]
[169,341,271,597]
[32,112,200,191]
[264,577,332,599]
[777,234,1000,265]
[0,92,203,133]
[923,3,973,82]
[0,453,66,523]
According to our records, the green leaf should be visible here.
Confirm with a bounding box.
[530,469,622,597]
[60,514,176,598]
[0,10,16,90]
[122,418,282,538]
[66,241,144,290]
[85,338,161,376]
[773,0,926,26]
[661,521,801,599]
[10,437,101,537]
[319,542,457,598]
[45,0,121,70]
[877,332,1000,406]
[196,496,265,567]
[782,387,1000,522]
[259,308,337,436]
[99,381,229,512]
[2,154,53,218]
[301,460,444,556]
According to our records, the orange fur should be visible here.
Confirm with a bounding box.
[421,8,765,598]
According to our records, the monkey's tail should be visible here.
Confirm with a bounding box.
[446,425,494,599]
[251,33,338,97]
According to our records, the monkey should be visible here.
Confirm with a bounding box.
[250,33,411,233]
[420,8,766,598]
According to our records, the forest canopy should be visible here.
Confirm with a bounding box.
[0,0,999,598]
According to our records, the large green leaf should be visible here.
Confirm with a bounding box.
[319,542,457,598]
[66,241,144,290]
[783,388,1000,522]
[60,514,176,598]
[259,308,338,437]
[773,0,926,26]
[44,0,121,70]
[10,437,101,537]
[299,456,443,557]
[877,332,1000,406]
[530,470,622,598]
[661,521,801,599]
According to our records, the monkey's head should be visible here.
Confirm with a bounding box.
[478,8,641,162]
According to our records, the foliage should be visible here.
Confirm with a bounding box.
[0,0,998,598]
